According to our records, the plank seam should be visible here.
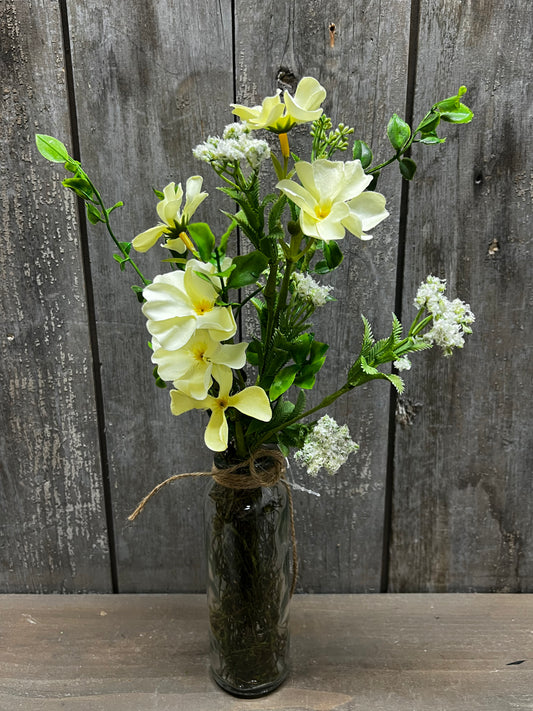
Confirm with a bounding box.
[381,0,421,593]
[58,0,119,594]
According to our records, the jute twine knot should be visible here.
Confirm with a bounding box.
[127,447,298,596]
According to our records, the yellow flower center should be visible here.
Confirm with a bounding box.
[215,397,229,410]
[194,299,213,315]
[314,201,332,220]
[191,344,208,362]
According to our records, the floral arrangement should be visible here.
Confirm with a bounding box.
[36,76,474,475]
[37,76,474,697]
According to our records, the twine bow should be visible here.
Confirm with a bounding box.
[128,448,298,596]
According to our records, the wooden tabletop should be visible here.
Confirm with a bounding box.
[1,594,532,710]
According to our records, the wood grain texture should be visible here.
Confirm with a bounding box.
[0,1,111,591]
[389,0,533,591]
[234,0,412,592]
[0,593,532,710]
[65,0,234,591]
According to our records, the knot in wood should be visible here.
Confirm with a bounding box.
[211,448,286,490]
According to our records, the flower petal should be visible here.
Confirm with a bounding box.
[315,203,350,241]
[142,281,192,320]
[299,210,320,239]
[147,316,197,351]
[183,176,208,220]
[292,77,327,110]
[276,178,318,216]
[212,341,248,369]
[204,407,228,451]
[152,344,193,381]
[214,365,233,398]
[196,306,237,340]
[335,161,373,202]
[132,224,165,252]
[346,191,389,230]
[170,388,208,416]
[229,386,272,422]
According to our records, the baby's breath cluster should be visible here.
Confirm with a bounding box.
[292,272,333,307]
[294,415,359,477]
[193,123,270,170]
[415,276,475,356]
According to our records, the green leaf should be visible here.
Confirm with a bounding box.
[246,339,262,366]
[86,203,102,224]
[323,240,344,270]
[399,157,417,181]
[118,241,132,256]
[270,152,284,180]
[433,86,473,124]
[440,104,474,124]
[361,315,375,353]
[35,134,70,163]
[268,193,288,233]
[417,111,440,133]
[417,135,446,145]
[153,188,165,200]
[269,364,300,401]
[289,333,313,364]
[131,284,145,303]
[152,366,167,389]
[219,218,237,255]
[226,250,268,289]
[112,253,130,271]
[387,114,411,152]
[360,355,379,375]
[352,140,373,169]
[106,201,123,216]
[61,175,94,201]
[64,158,80,173]
[187,222,215,261]
[385,373,404,393]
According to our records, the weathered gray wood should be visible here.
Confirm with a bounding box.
[1,593,532,709]
[390,1,533,591]
[65,0,235,591]
[0,1,111,590]
[234,1,412,591]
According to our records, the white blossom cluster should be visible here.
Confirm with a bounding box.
[292,272,333,307]
[294,415,359,477]
[193,123,270,170]
[415,275,475,356]
[393,356,412,371]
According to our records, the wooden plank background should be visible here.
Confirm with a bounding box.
[0,0,531,593]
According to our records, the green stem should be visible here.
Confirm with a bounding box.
[367,133,417,176]
[87,176,150,286]
[255,383,353,448]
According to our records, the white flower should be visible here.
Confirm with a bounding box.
[292,272,333,307]
[193,123,270,170]
[152,331,248,400]
[415,275,475,356]
[142,259,236,351]
[277,159,388,242]
[394,356,412,371]
[294,415,359,477]
[170,368,272,452]
[231,77,326,134]
[132,179,207,253]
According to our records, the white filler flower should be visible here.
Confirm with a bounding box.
[294,414,359,477]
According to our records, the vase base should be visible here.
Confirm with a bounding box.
[211,667,289,698]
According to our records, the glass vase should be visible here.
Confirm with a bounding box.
[204,454,292,697]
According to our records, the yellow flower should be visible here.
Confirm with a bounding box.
[152,331,248,400]
[142,260,236,351]
[277,159,389,241]
[170,368,272,452]
[132,178,207,253]
[231,77,326,134]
